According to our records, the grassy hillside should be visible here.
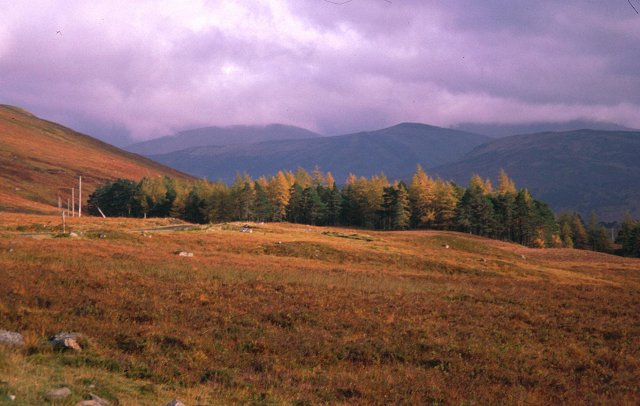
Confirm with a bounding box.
[149,123,489,183]
[127,124,321,155]
[1,213,638,404]
[0,105,192,214]
[432,129,640,221]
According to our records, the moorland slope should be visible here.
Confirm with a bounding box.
[0,105,192,214]
[1,213,638,404]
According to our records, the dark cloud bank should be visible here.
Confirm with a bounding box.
[1,1,639,144]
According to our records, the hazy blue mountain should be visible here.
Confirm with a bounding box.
[127,124,321,155]
[431,129,640,221]
[149,122,490,184]
[452,120,636,138]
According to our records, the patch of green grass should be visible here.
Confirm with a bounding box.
[321,231,374,242]
[85,230,136,241]
[261,241,348,262]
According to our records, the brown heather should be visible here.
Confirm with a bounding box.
[0,105,191,214]
[0,212,639,405]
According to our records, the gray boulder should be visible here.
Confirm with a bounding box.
[45,387,72,401]
[0,330,24,346]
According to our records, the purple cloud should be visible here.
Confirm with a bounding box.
[1,0,639,144]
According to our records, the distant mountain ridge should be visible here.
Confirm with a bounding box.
[127,124,321,155]
[0,105,192,214]
[431,129,640,221]
[148,122,490,183]
[453,120,636,138]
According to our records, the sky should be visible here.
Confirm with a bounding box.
[1,0,640,145]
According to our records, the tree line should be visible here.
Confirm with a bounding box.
[87,166,640,256]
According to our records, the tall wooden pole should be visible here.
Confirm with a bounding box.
[62,211,66,233]
[71,188,75,217]
[78,176,82,218]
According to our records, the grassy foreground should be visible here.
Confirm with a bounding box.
[0,213,639,405]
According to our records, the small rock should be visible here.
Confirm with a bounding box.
[521,255,526,260]
[166,400,186,406]
[89,393,111,406]
[178,251,193,257]
[8,394,15,401]
[443,244,450,249]
[45,387,72,401]
[8,248,13,253]
[75,393,111,406]
[480,258,487,262]
[0,330,24,346]
[99,234,107,239]
[51,332,83,352]
[69,232,79,237]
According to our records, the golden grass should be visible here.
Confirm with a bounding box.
[1,212,639,405]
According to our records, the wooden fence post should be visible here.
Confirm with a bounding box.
[78,176,82,218]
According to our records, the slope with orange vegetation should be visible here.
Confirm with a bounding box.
[0,105,192,214]
[0,213,639,405]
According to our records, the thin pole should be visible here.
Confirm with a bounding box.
[78,176,82,218]
[71,188,75,217]
[62,211,66,233]
[58,195,61,212]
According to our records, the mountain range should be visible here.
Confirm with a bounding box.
[128,124,320,155]
[452,120,637,138]
[143,123,490,183]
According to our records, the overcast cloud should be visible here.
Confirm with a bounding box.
[1,0,639,144]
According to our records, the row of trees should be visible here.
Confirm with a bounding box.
[86,167,639,254]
